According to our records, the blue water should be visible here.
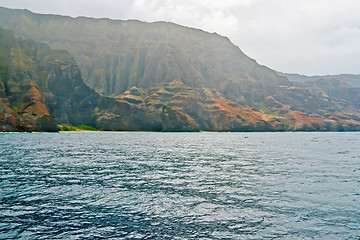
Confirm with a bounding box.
[0,132,359,239]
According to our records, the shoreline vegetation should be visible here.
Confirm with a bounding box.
[58,124,101,132]
[2,130,360,133]
[45,124,360,133]
[1,121,359,133]
[0,122,359,133]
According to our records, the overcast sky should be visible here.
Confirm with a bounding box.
[0,0,359,76]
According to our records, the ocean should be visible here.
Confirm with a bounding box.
[0,132,359,239]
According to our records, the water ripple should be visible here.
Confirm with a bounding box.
[0,132,359,239]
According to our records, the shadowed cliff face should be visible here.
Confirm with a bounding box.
[0,28,58,131]
[0,79,21,131]
[0,28,161,131]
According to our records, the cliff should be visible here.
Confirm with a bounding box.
[0,27,161,131]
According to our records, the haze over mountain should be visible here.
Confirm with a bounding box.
[0,7,282,98]
[1,0,360,76]
[1,7,360,132]
[279,72,360,88]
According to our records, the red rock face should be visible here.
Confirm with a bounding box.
[210,99,262,124]
[5,113,16,125]
[0,81,58,132]
[0,29,59,131]
[161,106,199,132]
[282,110,360,131]
[113,78,360,131]
[20,83,50,115]
[115,80,285,131]
[0,98,21,131]
[16,83,57,132]
[285,111,326,130]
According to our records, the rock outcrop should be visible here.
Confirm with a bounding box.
[161,106,199,132]
[0,79,22,131]
[115,79,356,131]
[0,28,57,131]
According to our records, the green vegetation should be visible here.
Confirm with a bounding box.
[259,109,285,119]
[76,124,97,131]
[58,123,99,131]
[58,123,77,131]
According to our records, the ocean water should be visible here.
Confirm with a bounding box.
[0,132,359,239]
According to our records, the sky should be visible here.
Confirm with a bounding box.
[0,0,359,76]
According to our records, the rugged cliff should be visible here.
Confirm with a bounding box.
[0,28,58,131]
[0,27,161,131]
[280,72,360,125]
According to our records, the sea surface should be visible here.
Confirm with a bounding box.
[0,132,359,239]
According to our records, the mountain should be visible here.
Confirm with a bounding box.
[115,79,285,131]
[0,7,360,131]
[0,27,162,132]
[0,7,291,109]
[278,72,360,88]
[0,7,319,109]
[0,28,58,131]
[279,72,360,122]
[0,27,285,132]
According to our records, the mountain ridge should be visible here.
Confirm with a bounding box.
[0,7,286,99]
[278,72,360,88]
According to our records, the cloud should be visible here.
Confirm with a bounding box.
[0,0,359,75]
[125,0,360,75]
